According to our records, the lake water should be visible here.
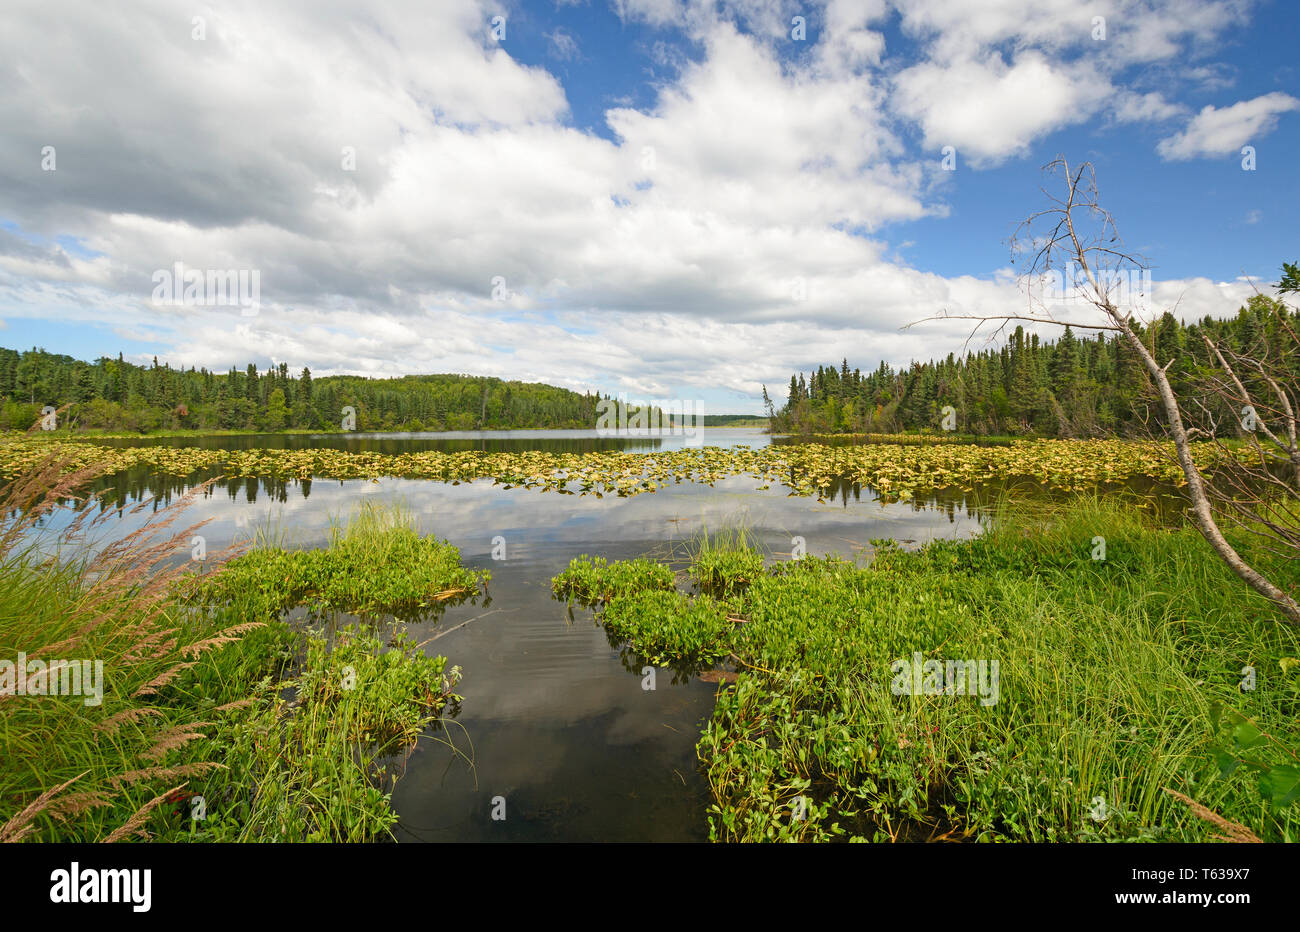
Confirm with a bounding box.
[42,430,1017,841]
[82,427,774,454]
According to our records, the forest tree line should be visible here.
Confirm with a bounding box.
[775,294,1300,438]
[0,350,609,433]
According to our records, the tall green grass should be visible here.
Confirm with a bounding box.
[0,458,253,842]
[1,461,486,842]
[683,523,766,600]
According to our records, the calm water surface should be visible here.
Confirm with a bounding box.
[40,430,1084,841]
[83,427,774,454]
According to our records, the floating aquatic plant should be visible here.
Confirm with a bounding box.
[0,435,1239,502]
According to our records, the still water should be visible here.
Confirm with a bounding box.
[58,431,1000,841]
[81,427,774,455]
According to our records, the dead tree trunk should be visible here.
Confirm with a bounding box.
[920,157,1300,624]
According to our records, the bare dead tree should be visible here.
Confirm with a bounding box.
[1183,287,1300,563]
[913,156,1300,625]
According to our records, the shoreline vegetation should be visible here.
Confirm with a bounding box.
[0,466,489,843]
[2,432,1296,843]
[769,296,1299,438]
[26,421,771,441]
[0,344,763,434]
[553,499,1300,842]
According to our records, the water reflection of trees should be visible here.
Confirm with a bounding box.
[814,476,979,521]
[80,467,317,513]
[811,475,1189,524]
[89,432,672,455]
[50,463,1190,527]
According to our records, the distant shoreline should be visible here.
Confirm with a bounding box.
[11,424,775,440]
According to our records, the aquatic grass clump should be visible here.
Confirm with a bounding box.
[179,504,484,841]
[600,590,734,665]
[551,555,675,606]
[553,497,1300,843]
[689,548,764,599]
[187,501,490,622]
[168,502,484,840]
[294,625,459,750]
[1,469,482,843]
[685,524,765,599]
[195,625,461,842]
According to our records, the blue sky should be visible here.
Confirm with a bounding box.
[505,0,1297,281]
[1,0,1296,413]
